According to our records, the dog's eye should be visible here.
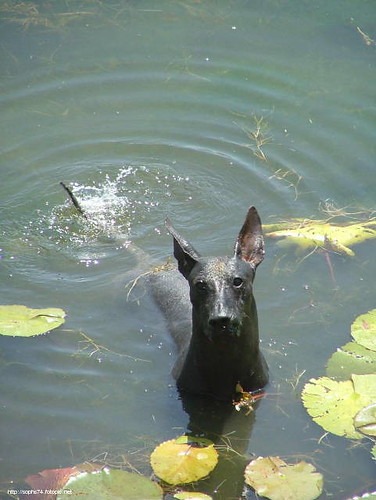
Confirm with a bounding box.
[195,280,207,291]
[233,277,243,288]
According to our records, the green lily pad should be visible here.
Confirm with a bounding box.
[0,305,66,337]
[354,404,376,437]
[60,468,162,500]
[150,436,218,486]
[326,341,376,379]
[301,376,373,439]
[244,456,323,500]
[351,309,376,351]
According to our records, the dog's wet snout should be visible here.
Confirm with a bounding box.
[208,316,240,337]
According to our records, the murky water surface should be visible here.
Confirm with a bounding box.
[1,1,375,498]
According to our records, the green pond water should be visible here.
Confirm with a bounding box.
[0,1,375,498]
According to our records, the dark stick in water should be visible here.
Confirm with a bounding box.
[60,181,88,219]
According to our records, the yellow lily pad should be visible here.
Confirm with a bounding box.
[150,436,218,486]
[264,218,376,256]
[244,456,323,500]
[301,375,374,439]
[173,493,212,500]
[352,373,376,401]
[0,305,66,337]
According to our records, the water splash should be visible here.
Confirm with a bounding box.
[15,164,192,267]
[62,166,137,241]
[0,163,194,277]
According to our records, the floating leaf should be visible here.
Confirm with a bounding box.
[352,373,376,401]
[173,492,212,499]
[23,467,80,500]
[301,377,372,439]
[351,309,376,351]
[0,305,66,337]
[244,456,323,500]
[150,436,218,485]
[60,468,162,500]
[22,464,103,500]
[326,341,376,379]
[264,218,376,256]
[354,404,376,437]
[233,386,265,414]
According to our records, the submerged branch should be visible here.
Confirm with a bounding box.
[71,329,150,363]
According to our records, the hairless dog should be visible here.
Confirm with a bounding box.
[148,206,268,401]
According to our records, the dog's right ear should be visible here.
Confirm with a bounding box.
[165,218,201,279]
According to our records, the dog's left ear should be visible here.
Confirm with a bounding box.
[234,206,265,268]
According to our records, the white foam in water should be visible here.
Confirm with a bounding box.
[27,166,140,257]
[69,166,135,239]
[19,165,192,267]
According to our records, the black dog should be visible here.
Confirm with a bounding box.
[148,206,268,401]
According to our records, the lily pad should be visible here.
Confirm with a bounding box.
[22,464,104,500]
[326,341,376,379]
[264,218,376,256]
[352,373,376,401]
[244,456,323,500]
[60,468,162,500]
[23,466,81,500]
[0,305,66,337]
[354,404,376,437]
[351,309,376,351]
[173,493,212,499]
[150,436,218,485]
[301,376,373,439]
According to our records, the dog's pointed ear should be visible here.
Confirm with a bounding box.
[234,206,265,268]
[165,218,201,279]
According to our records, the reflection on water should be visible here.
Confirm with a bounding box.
[0,0,375,498]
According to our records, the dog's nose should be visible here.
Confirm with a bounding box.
[209,316,231,328]
[208,317,240,337]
